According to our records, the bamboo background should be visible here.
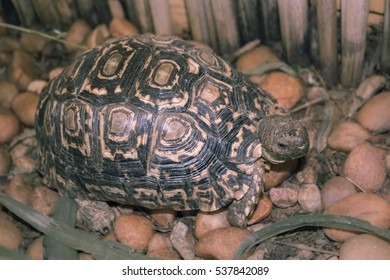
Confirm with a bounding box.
[0,0,389,88]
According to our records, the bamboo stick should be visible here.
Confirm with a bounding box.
[259,0,280,43]
[169,0,190,38]
[317,0,338,86]
[8,0,37,26]
[237,0,261,44]
[131,0,154,33]
[149,0,174,35]
[210,0,241,54]
[185,0,210,44]
[203,0,219,51]
[75,0,97,26]
[32,0,61,25]
[382,0,390,74]
[340,0,369,87]
[277,0,309,65]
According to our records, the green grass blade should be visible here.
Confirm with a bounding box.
[235,214,390,259]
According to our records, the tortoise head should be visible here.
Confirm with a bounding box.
[257,115,309,164]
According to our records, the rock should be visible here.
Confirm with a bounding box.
[327,121,371,152]
[235,46,281,72]
[109,18,139,38]
[65,20,91,53]
[246,248,265,260]
[27,80,47,94]
[340,234,390,260]
[149,209,177,228]
[264,159,298,190]
[20,33,49,53]
[147,249,181,260]
[26,236,44,260]
[259,72,303,110]
[114,214,154,252]
[323,193,390,241]
[343,143,386,192]
[357,91,390,132]
[0,148,11,176]
[295,165,317,185]
[29,186,59,216]
[0,81,18,108]
[7,50,34,90]
[11,92,39,127]
[87,24,110,48]
[298,184,322,212]
[0,106,20,144]
[194,208,230,239]
[321,176,357,209]
[4,175,33,205]
[170,221,196,260]
[247,194,272,225]
[195,227,251,260]
[79,253,94,260]
[269,184,299,208]
[13,156,35,173]
[48,67,64,80]
[147,233,180,260]
[0,214,23,251]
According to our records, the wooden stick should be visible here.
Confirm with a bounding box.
[132,0,154,33]
[340,0,369,87]
[259,0,280,43]
[149,0,173,35]
[210,0,241,54]
[317,0,338,87]
[203,0,219,51]
[277,0,309,65]
[9,0,37,26]
[382,0,390,74]
[185,0,210,44]
[236,0,261,44]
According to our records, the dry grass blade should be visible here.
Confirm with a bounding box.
[234,214,390,259]
[0,191,156,260]
[315,99,334,153]
[242,61,298,77]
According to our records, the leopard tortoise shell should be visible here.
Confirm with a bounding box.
[35,34,309,229]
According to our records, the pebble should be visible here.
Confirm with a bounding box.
[357,91,390,132]
[29,186,59,216]
[0,148,11,176]
[147,233,180,260]
[11,92,39,127]
[194,208,230,239]
[323,193,390,241]
[26,236,44,260]
[170,221,196,260]
[8,50,34,90]
[4,175,33,205]
[269,184,299,208]
[20,33,49,54]
[12,155,36,173]
[27,80,47,94]
[339,234,390,260]
[235,46,280,72]
[114,214,154,252]
[0,81,18,108]
[65,20,91,52]
[48,67,64,80]
[264,159,298,190]
[247,194,272,225]
[295,164,318,185]
[195,227,251,260]
[149,209,177,228]
[343,143,386,192]
[109,18,139,38]
[259,72,303,110]
[0,214,23,251]
[87,24,110,48]
[298,184,322,212]
[0,106,20,144]
[321,176,357,209]
[147,249,181,260]
[327,121,371,152]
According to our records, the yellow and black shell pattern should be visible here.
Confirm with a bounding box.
[35,34,281,212]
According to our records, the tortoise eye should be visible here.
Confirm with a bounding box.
[102,52,123,76]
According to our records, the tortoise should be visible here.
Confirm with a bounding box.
[35,34,309,231]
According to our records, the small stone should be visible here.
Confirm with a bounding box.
[11,92,39,127]
[170,221,196,260]
[0,106,20,144]
[246,248,265,260]
[247,194,272,225]
[49,67,64,80]
[26,236,44,260]
[0,214,23,251]
[7,50,34,90]
[321,176,357,209]
[327,121,371,152]
[4,175,33,205]
[259,72,303,110]
[147,233,180,260]
[340,234,390,260]
[114,214,154,252]
[0,81,18,108]
[102,231,117,241]
[65,20,91,53]
[323,193,390,241]
[0,148,11,176]
[20,33,49,53]
[13,156,36,173]
[79,253,94,260]
[295,165,317,185]
[194,207,230,239]
[343,143,386,192]
[298,184,322,212]
[147,249,181,260]
[235,46,280,72]
[264,159,298,190]
[149,209,177,228]
[10,143,29,160]
[29,186,59,216]
[269,184,299,208]
[87,24,110,48]
[109,18,139,38]
[357,91,390,132]
[27,80,47,94]
[195,227,251,260]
